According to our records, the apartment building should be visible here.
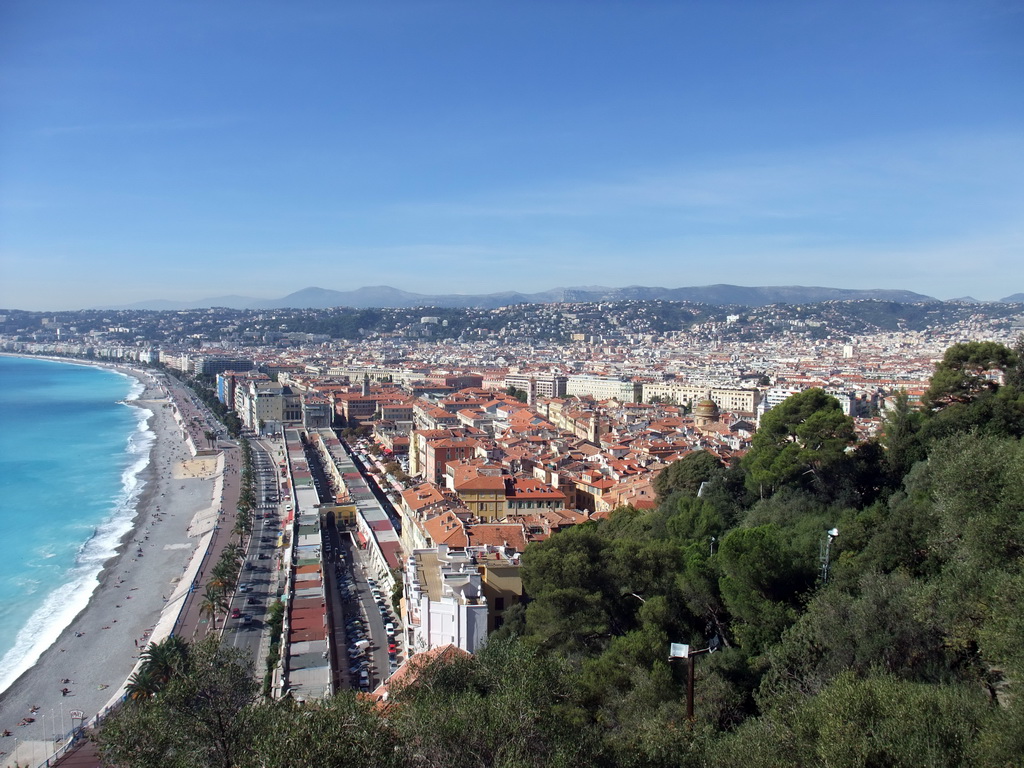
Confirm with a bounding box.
[641,382,760,414]
[566,375,642,403]
[504,373,568,403]
[193,355,254,377]
[404,546,489,655]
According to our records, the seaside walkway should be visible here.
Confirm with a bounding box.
[45,376,243,768]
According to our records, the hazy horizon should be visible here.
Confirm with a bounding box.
[2,1,1022,310]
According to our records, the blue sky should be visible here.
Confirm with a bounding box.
[1,1,1022,310]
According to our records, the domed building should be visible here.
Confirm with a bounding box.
[692,396,720,428]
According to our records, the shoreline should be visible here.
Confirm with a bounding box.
[0,359,224,768]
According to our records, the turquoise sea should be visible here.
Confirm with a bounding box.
[0,356,152,694]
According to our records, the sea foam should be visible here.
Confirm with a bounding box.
[0,383,154,695]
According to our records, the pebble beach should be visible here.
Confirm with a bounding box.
[0,367,224,768]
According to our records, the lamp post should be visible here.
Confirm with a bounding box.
[819,527,839,585]
[670,636,721,720]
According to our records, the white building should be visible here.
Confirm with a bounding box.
[403,545,489,655]
[566,375,642,402]
[641,382,760,414]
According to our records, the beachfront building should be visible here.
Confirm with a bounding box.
[192,355,254,377]
[235,380,285,433]
[233,380,305,433]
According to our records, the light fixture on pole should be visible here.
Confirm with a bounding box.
[669,635,721,720]
[819,527,839,585]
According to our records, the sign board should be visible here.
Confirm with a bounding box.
[669,643,690,659]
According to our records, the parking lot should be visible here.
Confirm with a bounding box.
[327,524,404,692]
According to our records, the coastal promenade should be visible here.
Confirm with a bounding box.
[0,366,237,768]
[158,375,243,643]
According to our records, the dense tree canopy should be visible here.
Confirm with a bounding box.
[740,388,855,497]
[922,341,1017,410]
[653,449,725,500]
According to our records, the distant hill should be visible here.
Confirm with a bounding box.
[107,284,937,311]
[1000,293,1024,303]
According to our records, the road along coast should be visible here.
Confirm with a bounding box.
[0,366,227,768]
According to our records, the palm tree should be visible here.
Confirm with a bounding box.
[240,485,257,510]
[210,562,236,594]
[222,542,243,566]
[140,636,189,685]
[199,586,228,631]
[198,594,216,630]
[233,517,249,547]
[125,667,161,701]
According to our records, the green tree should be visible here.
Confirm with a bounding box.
[521,526,618,652]
[922,341,1017,411]
[758,571,952,707]
[881,390,926,483]
[389,637,597,768]
[221,542,243,566]
[139,635,190,687]
[1006,333,1024,390]
[199,585,228,630]
[507,385,529,403]
[210,559,238,594]
[717,525,804,654]
[665,496,726,545]
[741,388,855,498]
[98,638,260,768]
[245,694,399,768]
[125,667,162,701]
[653,450,724,500]
[716,673,992,768]
[233,516,250,547]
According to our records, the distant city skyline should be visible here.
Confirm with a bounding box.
[2,1,1022,311]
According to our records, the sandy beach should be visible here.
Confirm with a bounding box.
[0,367,225,768]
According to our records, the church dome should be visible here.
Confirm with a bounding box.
[693,397,720,426]
[694,398,719,416]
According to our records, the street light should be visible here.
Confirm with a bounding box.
[669,635,721,720]
[819,527,839,585]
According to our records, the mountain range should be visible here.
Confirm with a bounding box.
[100,285,1024,311]
[108,284,957,311]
